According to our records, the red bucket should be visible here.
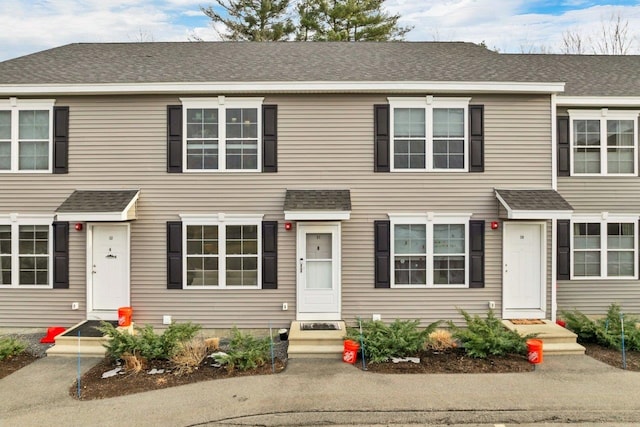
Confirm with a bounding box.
[118,307,133,327]
[526,339,544,364]
[342,339,360,364]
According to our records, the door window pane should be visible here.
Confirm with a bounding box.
[306,260,332,289]
[306,233,332,259]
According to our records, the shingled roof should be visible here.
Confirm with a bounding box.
[56,190,140,213]
[0,42,639,96]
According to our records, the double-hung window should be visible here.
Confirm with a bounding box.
[390,214,470,287]
[181,214,262,288]
[181,97,263,172]
[0,99,55,173]
[0,215,53,287]
[572,215,638,279]
[389,97,469,172]
[569,109,639,176]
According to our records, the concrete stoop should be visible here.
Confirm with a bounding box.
[287,321,347,359]
[502,319,586,355]
[46,320,128,358]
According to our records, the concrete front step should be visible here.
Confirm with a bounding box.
[46,320,125,358]
[542,342,586,355]
[287,344,345,359]
[502,319,585,355]
[287,321,347,359]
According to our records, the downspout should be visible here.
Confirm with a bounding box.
[551,93,558,322]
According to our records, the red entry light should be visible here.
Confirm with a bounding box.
[491,221,499,230]
[74,223,83,231]
[284,222,292,231]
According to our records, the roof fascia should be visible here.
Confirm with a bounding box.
[0,81,565,96]
[557,96,640,107]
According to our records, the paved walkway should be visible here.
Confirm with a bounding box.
[1,355,640,426]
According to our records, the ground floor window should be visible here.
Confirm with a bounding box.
[390,214,470,288]
[182,214,261,288]
[572,217,637,279]
[0,216,52,287]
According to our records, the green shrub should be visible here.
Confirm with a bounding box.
[213,327,271,371]
[449,309,531,358]
[345,319,440,363]
[99,321,201,360]
[0,337,27,360]
[562,304,640,351]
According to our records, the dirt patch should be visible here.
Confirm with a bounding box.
[71,358,286,400]
[363,348,533,374]
[583,343,640,371]
[0,353,40,380]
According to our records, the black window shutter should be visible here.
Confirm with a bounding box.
[262,105,278,173]
[167,221,183,289]
[52,221,69,289]
[374,105,390,172]
[53,106,69,174]
[374,220,391,288]
[262,221,278,289]
[557,117,570,176]
[557,219,571,280]
[469,220,485,288]
[167,105,183,173]
[469,105,484,172]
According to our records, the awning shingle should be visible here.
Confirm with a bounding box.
[284,190,351,220]
[495,189,573,219]
[56,190,140,221]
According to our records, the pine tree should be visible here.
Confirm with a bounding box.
[202,0,295,41]
[296,0,412,41]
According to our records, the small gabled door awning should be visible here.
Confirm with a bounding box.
[55,190,140,221]
[284,189,351,220]
[495,189,573,220]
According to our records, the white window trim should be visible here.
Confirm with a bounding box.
[388,96,470,173]
[180,96,264,173]
[568,109,639,176]
[570,213,639,280]
[0,98,55,174]
[0,213,54,288]
[388,212,472,288]
[179,213,264,289]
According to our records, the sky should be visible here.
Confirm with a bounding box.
[1,0,639,61]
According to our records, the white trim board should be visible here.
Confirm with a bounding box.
[0,81,566,96]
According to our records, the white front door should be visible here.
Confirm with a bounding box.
[89,224,130,319]
[503,222,546,319]
[296,223,341,320]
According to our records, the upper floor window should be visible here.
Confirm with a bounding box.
[181,97,263,172]
[390,214,470,288]
[0,99,55,173]
[389,97,469,172]
[0,215,53,288]
[569,109,639,176]
[572,215,638,279]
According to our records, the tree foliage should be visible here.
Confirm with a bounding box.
[202,0,295,41]
[561,11,634,55]
[296,0,412,41]
[201,0,412,42]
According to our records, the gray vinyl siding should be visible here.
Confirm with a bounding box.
[556,106,640,316]
[0,94,553,328]
[557,179,640,316]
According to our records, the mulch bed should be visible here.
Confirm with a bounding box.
[0,353,40,380]
[71,358,286,400]
[363,348,533,374]
[583,343,640,371]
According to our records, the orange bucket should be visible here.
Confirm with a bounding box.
[342,339,360,364]
[118,307,133,327]
[526,339,544,364]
